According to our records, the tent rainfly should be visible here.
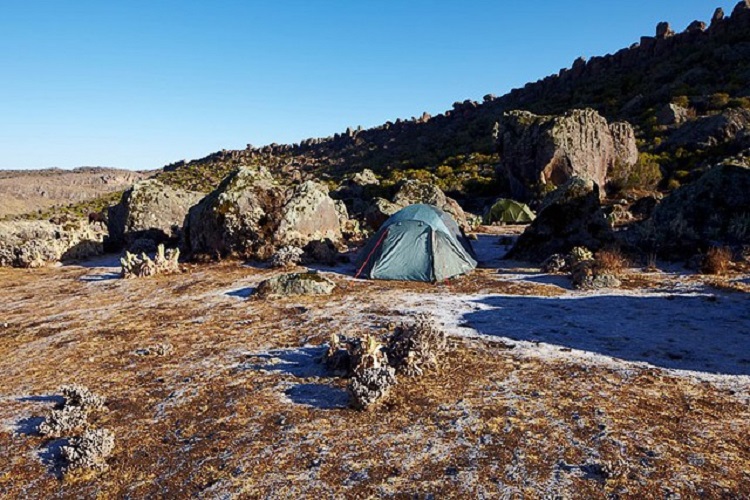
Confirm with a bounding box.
[355,204,477,282]
[484,198,536,224]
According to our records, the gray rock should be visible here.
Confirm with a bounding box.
[664,108,750,151]
[656,22,674,39]
[505,178,615,263]
[350,169,379,186]
[274,181,343,248]
[184,167,284,260]
[571,261,622,290]
[391,180,469,230]
[364,197,401,230]
[0,219,103,268]
[645,163,750,256]
[496,109,638,200]
[255,272,336,298]
[107,179,203,249]
[656,103,691,126]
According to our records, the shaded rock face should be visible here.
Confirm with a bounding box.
[364,198,401,230]
[656,103,691,126]
[645,163,750,256]
[663,108,750,151]
[185,167,284,260]
[185,169,345,260]
[275,181,344,247]
[255,272,336,298]
[505,178,615,263]
[0,219,103,268]
[107,179,203,250]
[390,180,469,230]
[496,109,638,200]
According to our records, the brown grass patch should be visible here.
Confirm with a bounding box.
[701,247,732,275]
[594,248,629,276]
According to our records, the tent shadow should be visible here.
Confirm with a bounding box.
[462,293,750,375]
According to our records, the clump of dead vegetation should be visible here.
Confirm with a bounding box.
[270,246,304,268]
[38,385,105,437]
[323,314,448,410]
[134,342,174,357]
[542,246,627,290]
[386,313,447,377]
[32,385,114,474]
[61,428,115,472]
[701,246,732,275]
[348,335,397,410]
[120,244,180,278]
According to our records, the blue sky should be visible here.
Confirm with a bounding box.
[0,1,738,170]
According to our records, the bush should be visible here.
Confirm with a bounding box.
[594,249,629,276]
[708,93,730,110]
[701,247,732,275]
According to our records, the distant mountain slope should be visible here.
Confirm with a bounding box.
[158,2,750,203]
[0,167,149,219]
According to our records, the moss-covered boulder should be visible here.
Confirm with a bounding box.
[255,271,336,298]
[107,179,203,250]
[184,167,284,260]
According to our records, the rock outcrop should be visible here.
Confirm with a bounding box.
[184,167,284,260]
[496,109,638,200]
[107,179,203,250]
[0,219,104,268]
[644,163,750,256]
[391,180,468,230]
[185,169,346,260]
[505,177,615,263]
[275,181,344,247]
[662,108,750,151]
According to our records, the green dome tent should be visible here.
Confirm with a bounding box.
[484,198,536,224]
[355,204,477,282]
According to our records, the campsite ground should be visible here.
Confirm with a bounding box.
[1,228,749,497]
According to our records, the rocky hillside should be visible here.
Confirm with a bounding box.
[156,2,750,205]
[0,167,150,220]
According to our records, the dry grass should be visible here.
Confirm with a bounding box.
[593,248,629,276]
[701,247,733,276]
[0,261,749,497]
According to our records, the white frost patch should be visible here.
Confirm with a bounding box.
[398,286,750,395]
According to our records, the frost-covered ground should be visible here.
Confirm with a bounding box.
[1,230,749,497]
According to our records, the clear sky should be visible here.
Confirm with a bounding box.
[0,1,738,170]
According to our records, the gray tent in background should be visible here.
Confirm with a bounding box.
[484,198,536,224]
[355,204,477,282]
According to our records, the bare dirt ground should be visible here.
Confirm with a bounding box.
[1,232,749,498]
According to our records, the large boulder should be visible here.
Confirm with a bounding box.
[390,180,469,230]
[185,169,346,260]
[496,109,638,200]
[0,219,104,268]
[505,177,615,263]
[332,169,382,219]
[274,181,344,247]
[663,108,750,151]
[184,166,284,260]
[107,179,203,249]
[645,163,750,256]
